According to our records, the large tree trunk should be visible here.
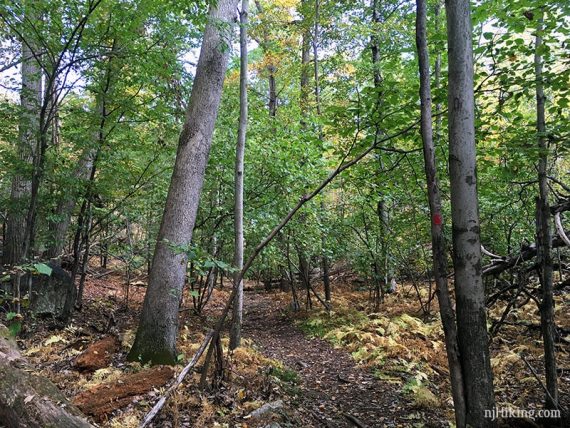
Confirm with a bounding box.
[534,8,559,410]
[445,0,495,425]
[3,9,42,266]
[127,0,238,365]
[230,0,249,351]
[0,325,92,427]
[415,0,466,425]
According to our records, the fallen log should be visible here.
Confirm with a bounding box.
[0,324,93,428]
[73,365,173,421]
[483,232,569,276]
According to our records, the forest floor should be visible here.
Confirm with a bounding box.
[241,291,448,427]
[13,267,570,427]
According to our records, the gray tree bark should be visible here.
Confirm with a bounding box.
[3,8,42,266]
[370,0,391,301]
[230,0,249,351]
[445,0,495,425]
[534,8,559,410]
[415,0,465,425]
[46,147,97,262]
[128,0,238,365]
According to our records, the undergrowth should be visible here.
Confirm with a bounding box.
[297,297,447,411]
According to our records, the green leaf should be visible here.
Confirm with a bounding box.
[8,322,21,337]
[33,263,52,276]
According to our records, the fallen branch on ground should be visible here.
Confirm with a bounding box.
[483,232,569,276]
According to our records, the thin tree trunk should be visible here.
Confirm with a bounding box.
[313,1,331,306]
[534,8,558,410]
[299,250,312,309]
[286,236,300,311]
[434,1,443,150]
[230,0,249,351]
[268,67,276,118]
[128,0,238,365]
[415,0,466,425]
[300,0,311,115]
[76,204,92,309]
[46,38,117,262]
[3,8,41,266]
[445,0,495,425]
[371,0,390,296]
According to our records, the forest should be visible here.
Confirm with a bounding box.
[0,0,569,427]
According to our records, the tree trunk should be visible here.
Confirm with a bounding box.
[46,147,97,261]
[534,8,558,410]
[313,1,331,306]
[268,67,277,118]
[371,0,391,296]
[128,0,238,365]
[300,0,311,115]
[445,0,495,425]
[3,8,42,266]
[230,0,249,351]
[415,0,466,425]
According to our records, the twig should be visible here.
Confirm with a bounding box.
[344,413,368,428]
[520,354,562,411]
[138,330,214,428]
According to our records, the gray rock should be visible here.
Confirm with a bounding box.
[30,263,75,321]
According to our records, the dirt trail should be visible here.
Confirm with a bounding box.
[242,290,448,428]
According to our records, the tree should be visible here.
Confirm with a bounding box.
[415,0,465,425]
[128,0,239,365]
[229,0,249,351]
[533,6,558,410]
[445,0,495,425]
[3,0,41,266]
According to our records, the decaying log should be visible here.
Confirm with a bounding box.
[74,335,119,372]
[73,365,173,421]
[0,324,93,428]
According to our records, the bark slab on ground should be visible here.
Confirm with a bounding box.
[74,336,119,372]
[73,365,173,421]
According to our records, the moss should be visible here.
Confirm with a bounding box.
[271,366,299,384]
[126,345,177,366]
